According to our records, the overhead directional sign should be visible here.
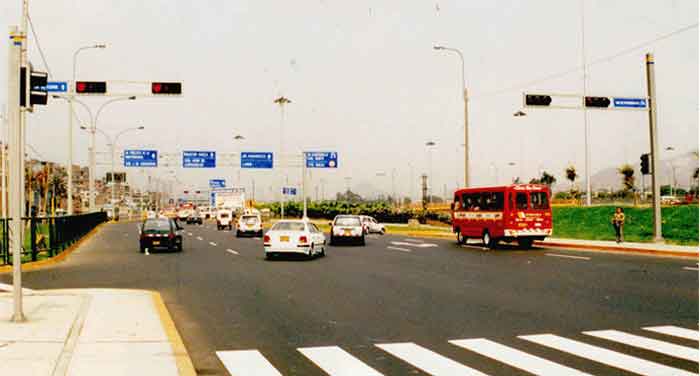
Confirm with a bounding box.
[305,151,338,168]
[613,97,647,108]
[123,150,158,167]
[282,187,297,196]
[209,179,226,189]
[183,151,216,168]
[241,152,273,169]
[44,81,67,93]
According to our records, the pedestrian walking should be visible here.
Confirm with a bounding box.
[611,207,625,243]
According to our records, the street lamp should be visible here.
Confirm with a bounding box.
[80,124,144,213]
[425,141,436,203]
[513,110,527,117]
[434,45,469,187]
[66,44,107,215]
[274,96,291,219]
[233,134,245,185]
[665,146,677,196]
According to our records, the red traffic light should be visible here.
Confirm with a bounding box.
[584,96,611,108]
[151,82,182,95]
[75,81,107,94]
[183,190,189,194]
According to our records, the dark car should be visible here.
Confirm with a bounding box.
[140,218,183,253]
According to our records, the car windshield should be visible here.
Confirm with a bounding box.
[242,216,259,223]
[271,222,306,231]
[143,220,170,233]
[335,217,361,226]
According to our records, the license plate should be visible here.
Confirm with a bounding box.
[152,241,160,245]
[344,229,351,235]
[280,236,289,242]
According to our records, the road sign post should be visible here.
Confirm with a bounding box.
[645,53,663,242]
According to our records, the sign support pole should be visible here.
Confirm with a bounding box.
[645,53,663,242]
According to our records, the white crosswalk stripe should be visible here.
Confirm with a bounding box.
[584,329,698,362]
[450,338,591,375]
[643,325,699,341]
[216,325,698,376]
[520,334,697,376]
[298,346,384,376]
[376,342,487,375]
[216,350,281,376]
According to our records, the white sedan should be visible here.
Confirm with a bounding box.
[263,220,326,260]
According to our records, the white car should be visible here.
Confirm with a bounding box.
[177,209,190,221]
[236,214,263,237]
[146,210,157,219]
[216,210,234,230]
[329,215,365,245]
[263,220,326,259]
[360,215,386,235]
[199,206,213,219]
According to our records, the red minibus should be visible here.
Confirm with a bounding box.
[451,184,552,248]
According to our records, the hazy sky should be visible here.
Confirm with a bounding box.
[1,0,698,201]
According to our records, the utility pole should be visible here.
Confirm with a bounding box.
[302,151,308,220]
[1,105,7,218]
[646,53,663,242]
[8,24,25,321]
[580,0,592,206]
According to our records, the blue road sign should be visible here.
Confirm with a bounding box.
[209,179,226,189]
[613,97,647,108]
[44,81,67,93]
[210,192,216,206]
[282,187,297,196]
[123,150,158,167]
[241,152,274,169]
[183,151,216,168]
[305,151,338,168]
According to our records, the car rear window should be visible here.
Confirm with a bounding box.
[242,216,259,223]
[271,222,306,231]
[335,217,361,226]
[143,220,170,232]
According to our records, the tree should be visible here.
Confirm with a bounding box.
[618,164,635,192]
[565,165,577,190]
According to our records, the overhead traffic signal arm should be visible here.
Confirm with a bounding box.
[524,94,552,106]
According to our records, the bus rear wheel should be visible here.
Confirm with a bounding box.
[482,231,495,249]
[456,230,466,245]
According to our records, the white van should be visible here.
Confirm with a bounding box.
[216,209,234,230]
[236,213,263,237]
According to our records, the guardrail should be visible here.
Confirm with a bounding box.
[0,212,108,266]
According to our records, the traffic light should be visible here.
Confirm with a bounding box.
[151,82,182,95]
[19,66,49,108]
[525,94,552,106]
[640,153,651,175]
[584,96,611,108]
[75,81,107,94]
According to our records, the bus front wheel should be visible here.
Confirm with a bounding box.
[482,231,495,249]
[456,230,465,245]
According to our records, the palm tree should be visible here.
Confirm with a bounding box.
[565,165,577,189]
[539,171,556,188]
[618,164,636,193]
[49,168,68,214]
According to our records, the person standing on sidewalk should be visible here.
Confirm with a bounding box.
[611,207,625,243]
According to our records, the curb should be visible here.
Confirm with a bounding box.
[0,222,105,274]
[151,291,197,376]
[391,230,698,259]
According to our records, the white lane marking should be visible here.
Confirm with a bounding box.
[226,249,239,255]
[584,330,698,362]
[643,326,699,341]
[450,338,591,375]
[187,232,193,236]
[545,253,590,260]
[376,342,487,376]
[298,346,384,376]
[196,236,203,241]
[390,241,438,248]
[402,238,425,243]
[0,282,35,294]
[520,334,696,376]
[682,267,698,271]
[387,246,412,253]
[209,242,218,247]
[216,350,282,376]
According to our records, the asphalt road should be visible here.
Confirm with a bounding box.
[1,221,697,375]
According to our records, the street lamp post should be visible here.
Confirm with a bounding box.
[234,134,245,186]
[68,44,106,215]
[274,97,291,219]
[434,45,469,187]
[425,141,436,203]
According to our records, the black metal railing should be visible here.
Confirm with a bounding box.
[0,212,107,266]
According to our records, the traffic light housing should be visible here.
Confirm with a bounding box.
[20,66,49,108]
[640,153,650,175]
[525,94,552,106]
[75,81,107,94]
[584,96,611,108]
[151,82,182,95]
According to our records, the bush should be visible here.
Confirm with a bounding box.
[256,200,418,223]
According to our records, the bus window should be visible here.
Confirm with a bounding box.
[482,192,504,211]
[516,192,528,210]
[530,192,549,209]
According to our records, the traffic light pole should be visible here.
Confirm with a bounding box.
[645,53,663,242]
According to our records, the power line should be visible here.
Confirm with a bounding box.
[471,22,698,100]
[26,13,53,78]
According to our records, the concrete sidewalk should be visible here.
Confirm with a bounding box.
[0,288,195,376]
